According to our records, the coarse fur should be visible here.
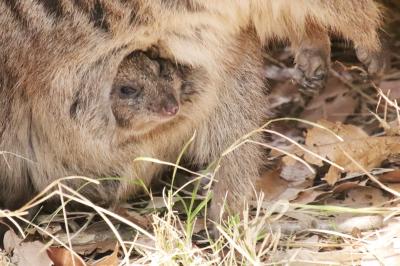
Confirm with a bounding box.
[0,1,384,217]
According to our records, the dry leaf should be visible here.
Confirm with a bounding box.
[295,181,362,205]
[56,220,135,256]
[3,230,53,266]
[278,184,313,202]
[257,170,289,201]
[3,230,23,254]
[308,136,400,184]
[302,120,400,185]
[301,77,357,123]
[257,170,315,202]
[47,247,86,266]
[294,190,326,204]
[305,120,368,147]
[332,181,362,193]
[379,169,400,183]
[387,183,400,193]
[379,80,400,99]
[336,215,383,233]
[326,186,389,207]
[267,80,301,109]
[114,208,151,229]
[280,156,315,182]
[91,244,119,266]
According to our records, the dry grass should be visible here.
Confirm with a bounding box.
[2,102,400,265]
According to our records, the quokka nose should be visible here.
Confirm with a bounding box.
[156,93,180,117]
[159,95,179,116]
[162,103,179,116]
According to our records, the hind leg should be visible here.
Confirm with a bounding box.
[187,31,267,227]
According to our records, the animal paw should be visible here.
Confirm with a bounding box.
[355,46,390,77]
[294,47,329,92]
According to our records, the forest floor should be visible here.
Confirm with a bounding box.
[1,3,400,266]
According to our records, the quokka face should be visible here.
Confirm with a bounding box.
[111,51,188,136]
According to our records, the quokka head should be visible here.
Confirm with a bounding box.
[110,50,190,136]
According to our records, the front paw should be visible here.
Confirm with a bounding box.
[355,46,390,77]
[295,47,329,92]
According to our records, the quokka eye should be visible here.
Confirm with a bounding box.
[119,86,141,98]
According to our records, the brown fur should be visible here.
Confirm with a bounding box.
[0,1,384,218]
[110,50,185,134]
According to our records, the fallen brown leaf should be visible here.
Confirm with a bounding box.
[91,244,119,266]
[280,156,315,182]
[268,81,301,109]
[336,215,383,233]
[379,80,400,99]
[47,247,86,266]
[3,230,53,266]
[294,190,325,204]
[301,77,357,123]
[302,120,400,185]
[56,221,131,256]
[326,186,389,207]
[257,170,289,201]
[114,207,151,229]
[378,169,400,183]
[305,120,368,148]
[307,136,400,185]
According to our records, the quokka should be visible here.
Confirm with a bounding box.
[0,0,386,220]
